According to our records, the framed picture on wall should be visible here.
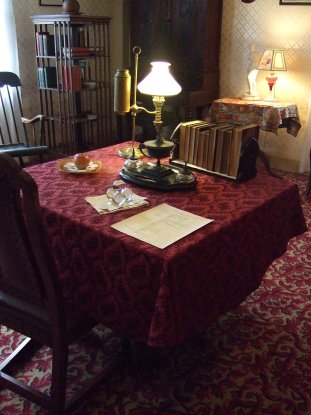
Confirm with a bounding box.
[280,0,311,4]
[39,0,63,6]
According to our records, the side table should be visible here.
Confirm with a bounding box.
[209,97,301,177]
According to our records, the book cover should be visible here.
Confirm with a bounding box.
[44,34,55,56]
[197,128,209,167]
[201,129,211,169]
[62,46,91,58]
[182,120,205,163]
[214,128,226,172]
[195,123,216,168]
[35,32,49,56]
[188,121,210,165]
[44,67,57,89]
[207,123,232,171]
[37,68,45,88]
[61,66,82,91]
[193,123,214,166]
[179,120,202,161]
[71,66,82,91]
[219,127,234,175]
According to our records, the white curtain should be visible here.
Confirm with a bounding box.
[0,0,19,73]
[0,0,20,145]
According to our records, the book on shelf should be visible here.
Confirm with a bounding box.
[183,121,199,163]
[179,120,204,161]
[196,127,209,168]
[178,121,189,161]
[35,32,45,55]
[188,121,210,165]
[206,125,218,171]
[36,32,55,56]
[37,67,57,89]
[62,47,91,58]
[37,68,44,88]
[207,123,233,171]
[195,123,216,168]
[201,129,211,169]
[71,27,87,48]
[68,47,90,54]
[219,127,234,175]
[45,67,57,89]
[213,127,226,173]
[44,34,55,56]
[60,65,82,91]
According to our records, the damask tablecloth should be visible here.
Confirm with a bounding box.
[209,97,301,136]
[26,143,307,347]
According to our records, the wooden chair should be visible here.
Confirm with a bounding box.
[0,71,48,166]
[0,153,121,414]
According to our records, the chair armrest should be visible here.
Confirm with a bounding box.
[21,115,46,125]
[21,115,47,146]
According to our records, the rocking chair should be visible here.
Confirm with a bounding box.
[0,71,48,166]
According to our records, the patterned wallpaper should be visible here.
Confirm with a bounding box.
[11,0,311,172]
[221,0,311,172]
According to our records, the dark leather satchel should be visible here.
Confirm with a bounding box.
[236,137,260,182]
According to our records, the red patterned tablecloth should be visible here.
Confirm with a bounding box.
[26,143,307,347]
[209,97,301,136]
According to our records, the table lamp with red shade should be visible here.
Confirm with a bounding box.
[258,49,287,102]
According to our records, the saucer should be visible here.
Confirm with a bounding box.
[57,159,102,174]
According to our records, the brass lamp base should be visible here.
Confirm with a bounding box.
[117,145,144,159]
[120,162,196,191]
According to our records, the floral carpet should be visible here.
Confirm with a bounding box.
[0,171,310,415]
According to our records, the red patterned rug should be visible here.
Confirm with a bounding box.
[1,171,310,415]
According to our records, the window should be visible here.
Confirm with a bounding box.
[0,0,19,73]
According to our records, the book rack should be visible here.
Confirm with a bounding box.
[170,121,260,182]
[32,14,113,155]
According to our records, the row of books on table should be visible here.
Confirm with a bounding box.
[171,120,259,180]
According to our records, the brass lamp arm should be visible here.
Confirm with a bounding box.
[129,104,156,116]
[130,97,164,123]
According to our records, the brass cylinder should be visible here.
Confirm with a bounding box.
[113,69,131,115]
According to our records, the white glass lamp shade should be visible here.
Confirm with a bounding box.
[137,62,182,97]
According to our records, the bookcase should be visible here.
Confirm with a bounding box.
[170,121,260,182]
[31,14,113,155]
